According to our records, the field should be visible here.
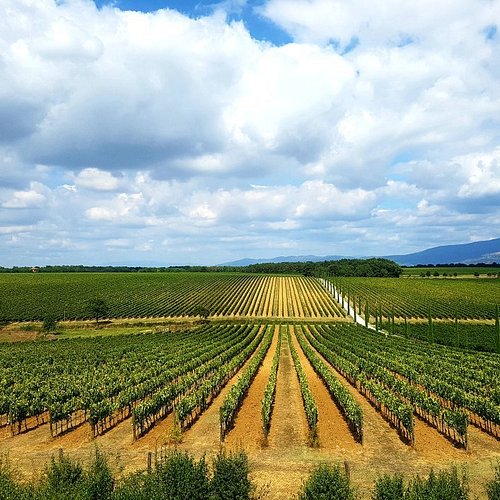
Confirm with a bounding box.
[387,320,499,352]
[0,273,344,321]
[331,276,500,320]
[402,266,500,277]
[1,274,499,498]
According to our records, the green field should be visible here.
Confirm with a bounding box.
[401,266,500,276]
[387,320,499,352]
[332,276,500,319]
[0,272,343,321]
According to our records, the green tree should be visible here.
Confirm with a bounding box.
[86,299,110,327]
[42,315,57,333]
[192,305,210,320]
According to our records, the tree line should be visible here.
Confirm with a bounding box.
[0,258,403,277]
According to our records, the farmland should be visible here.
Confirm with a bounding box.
[0,273,344,321]
[1,273,499,498]
[331,276,500,319]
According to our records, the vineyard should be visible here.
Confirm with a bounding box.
[329,276,500,320]
[1,322,498,446]
[0,273,344,321]
[1,274,500,498]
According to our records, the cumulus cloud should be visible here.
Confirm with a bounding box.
[73,168,121,191]
[0,0,499,264]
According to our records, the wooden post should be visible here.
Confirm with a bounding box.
[147,451,152,473]
[344,460,351,482]
[496,304,500,354]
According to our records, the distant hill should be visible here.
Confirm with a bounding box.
[221,255,347,267]
[221,238,500,267]
[386,237,500,266]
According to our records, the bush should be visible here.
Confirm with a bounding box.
[0,459,32,500]
[373,468,468,500]
[405,467,468,500]
[299,463,356,500]
[39,450,84,500]
[84,449,113,500]
[486,463,500,500]
[372,474,404,500]
[210,450,251,500]
[152,450,210,500]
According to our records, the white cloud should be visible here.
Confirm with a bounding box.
[73,168,121,191]
[2,182,49,208]
[0,0,499,264]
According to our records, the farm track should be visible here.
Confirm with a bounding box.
[289,326,358,451]
[267,327,308,449]
[175,326,267,456]
[224,326,280,451]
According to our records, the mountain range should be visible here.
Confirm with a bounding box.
[221,237,500,267]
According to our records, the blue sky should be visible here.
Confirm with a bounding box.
[0,0,499,266]
[92,0,293,44]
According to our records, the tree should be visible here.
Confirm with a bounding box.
[192,305,210,320]
[86,299,109,327]
[42,315,57,333]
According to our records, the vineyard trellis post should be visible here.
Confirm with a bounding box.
[428,307,433,343]
[496,304,500,353]
[391,306,395,335]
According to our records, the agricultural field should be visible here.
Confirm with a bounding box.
[1,320,499,499]
[388,320,499,353]
[402,266,500,277]
[331,276,500,320]
[0,272,344,321]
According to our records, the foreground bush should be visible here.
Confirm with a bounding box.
[298,463,356,500]
[373,467,468,500]
[486,463,500,500]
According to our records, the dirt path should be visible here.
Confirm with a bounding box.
[224,326,279,452]
[267,326,308,449]
[289,326,360,453]
[173,326,267,457]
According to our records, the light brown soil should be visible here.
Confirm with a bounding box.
[289,326,360,452]
[224,326,279,452]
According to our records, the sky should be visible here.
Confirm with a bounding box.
[1,0,500,266]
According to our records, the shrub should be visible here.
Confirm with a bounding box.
[372,474,404,500]
[210,450,251,500]
[299,463,356,500]
[405,467,468,500]
[486,463,500,500]
[84,449,113,500]
[152,450,209,500]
